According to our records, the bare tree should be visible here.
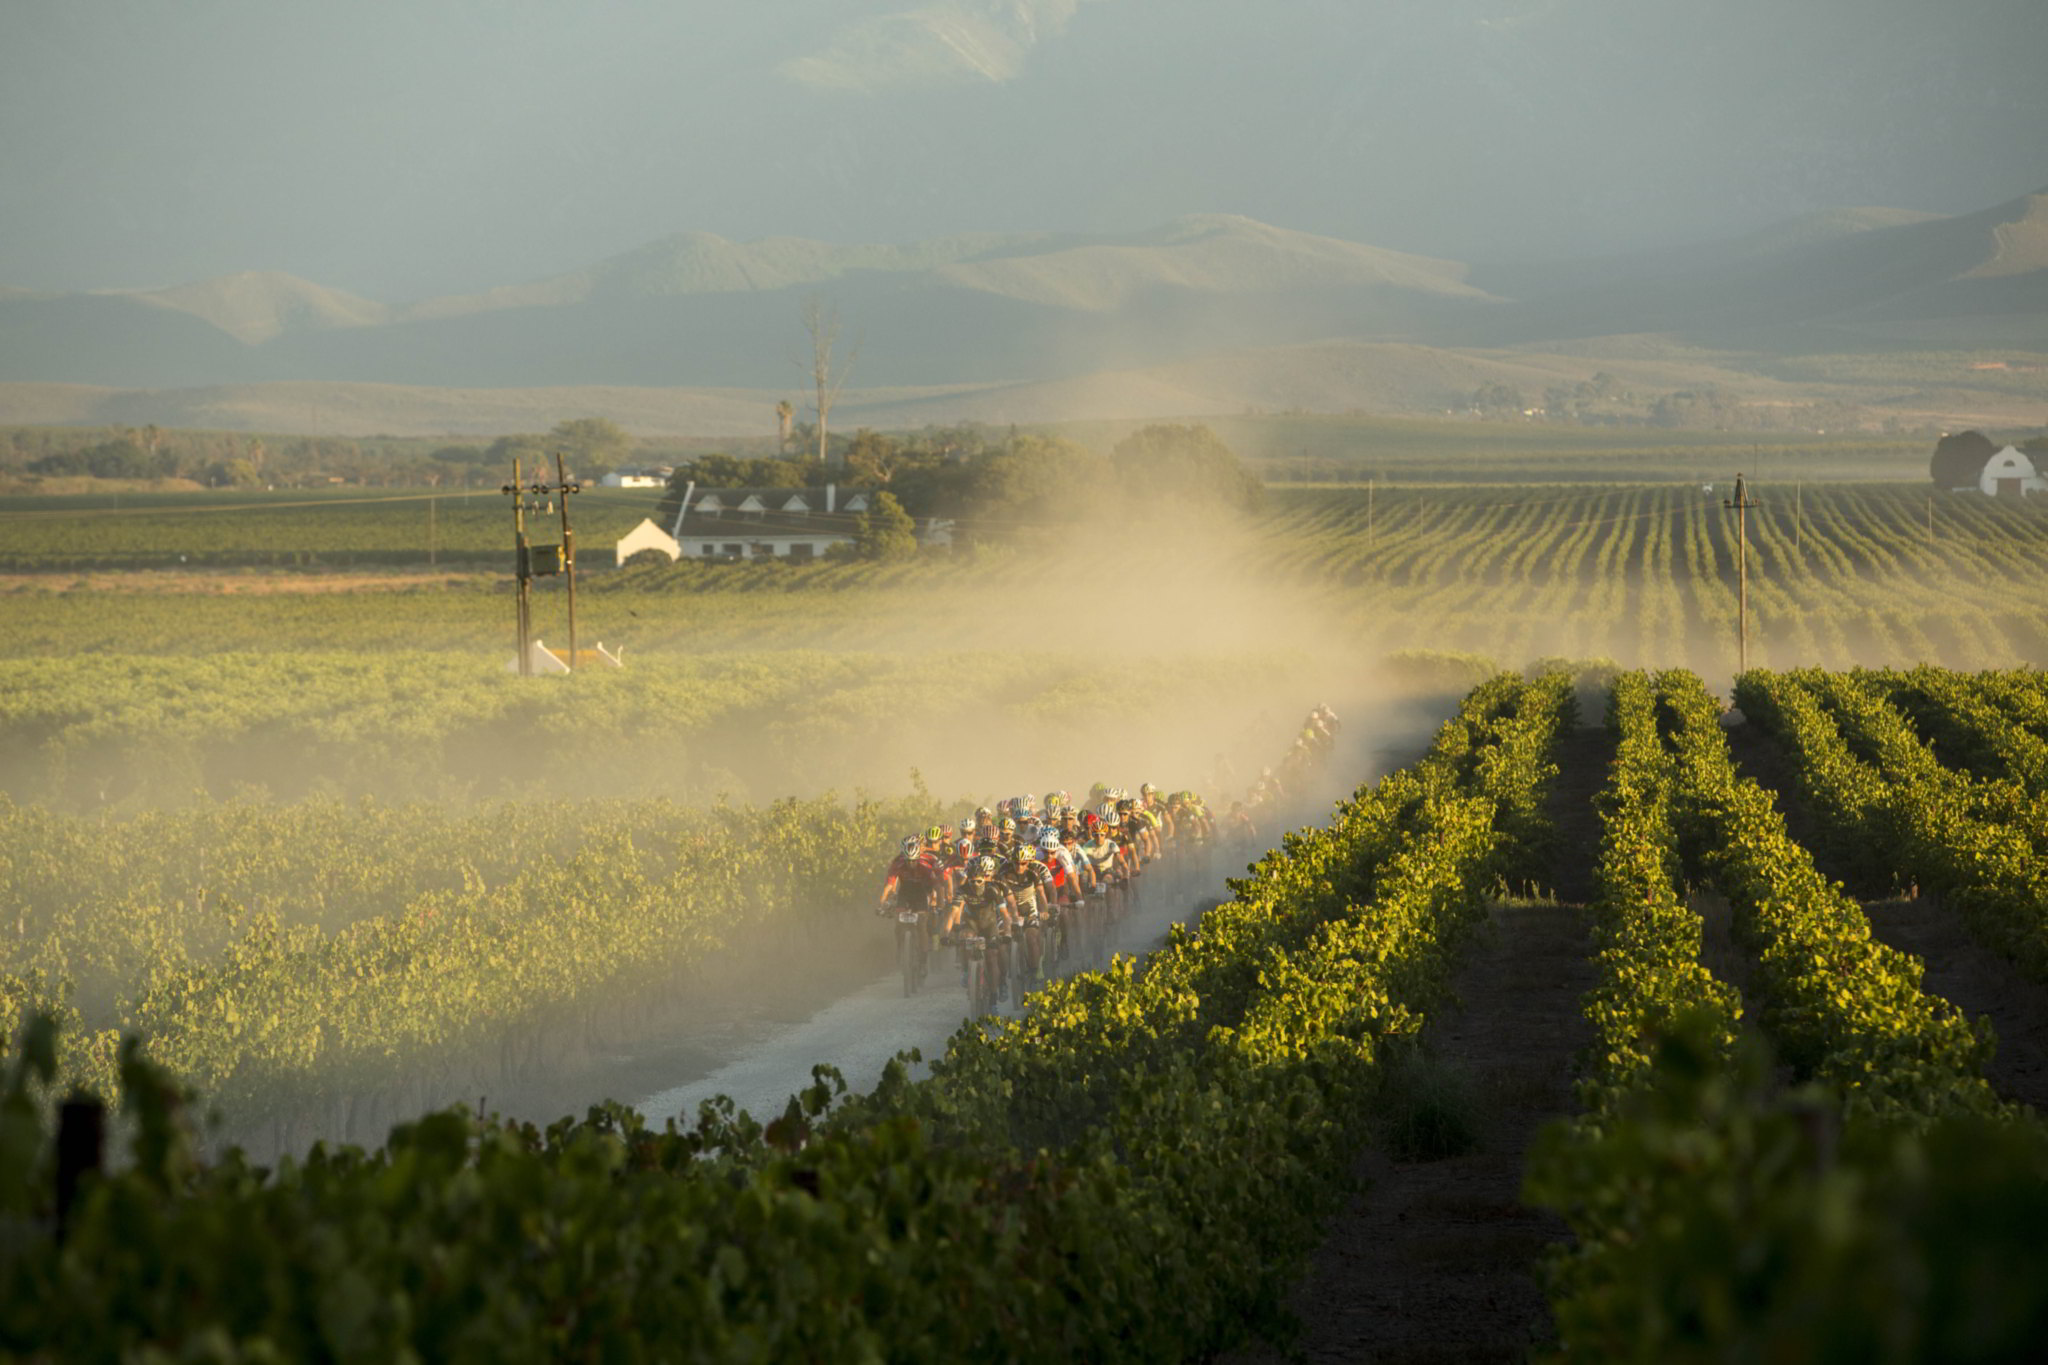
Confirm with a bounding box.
[798,295,856,467]
[775,399,794,455]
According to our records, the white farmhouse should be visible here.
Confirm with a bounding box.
[598,467,673,489]
[612,483,951,564]
[673,485,868,561]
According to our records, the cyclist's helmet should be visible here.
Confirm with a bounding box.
[956,837,975,858]
[979,836,1003,857]
[1140,782,1157,798]
[972,855,998,879]
[900,835,922,856]
[1014,846,1037,866]
[974,805,993,821]
[958,816,975,836]
[925,824,946,843]
[1000,815,1018,833]
[1098,802,1119,820]
[1038,831,1062,852]
[1116,798,1136,815]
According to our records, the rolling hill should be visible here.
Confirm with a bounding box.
[1461,189,2048,345]
[0,191,2043,431]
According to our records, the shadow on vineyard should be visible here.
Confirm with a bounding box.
[12,460,2048,1356]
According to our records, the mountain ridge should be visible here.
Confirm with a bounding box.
[1,190,2042,395]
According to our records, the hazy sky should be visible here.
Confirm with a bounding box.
[4,0,2044,300]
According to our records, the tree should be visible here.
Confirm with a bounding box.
[1472,382,1526,418]
[960,433,1105,533]
[487,433,550,475]
[844,428,903,487]
[799,295,855,467]
[548,417,632,479]
[1931,430,1997,489]
[852,490,918,561]
[1108,423,1263,514]
[202,457,261,488]
[775,400,794,454]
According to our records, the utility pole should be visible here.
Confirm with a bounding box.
[554,452,581,670]
[503,459,533,675]
[1723,473,1760,675]
[501,456,581,675]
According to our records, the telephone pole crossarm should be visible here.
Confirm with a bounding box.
[501,456,584,674]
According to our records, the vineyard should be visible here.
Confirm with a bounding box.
[7,463,2048,1356]
[0,649,1330,808]
[8,664,2048,1357]
[7,483,2048,672]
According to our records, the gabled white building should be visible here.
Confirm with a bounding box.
[1977,445,2048,498]
[614,518,683,565]
[612,483,950,564]
[598,467,673,489]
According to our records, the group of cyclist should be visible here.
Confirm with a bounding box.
[877,783,1210,1005]
[875,705,1344,1009]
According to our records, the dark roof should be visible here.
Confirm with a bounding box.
[676,509,861,540]
[686,485,868,508]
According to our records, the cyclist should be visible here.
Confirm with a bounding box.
[942,854,1015,1006]
[879,835,943,917]
[1003,845,1058,987]
[1040,829,1080,899]
[1118,797,1160,863]
[1224,799,1258,851]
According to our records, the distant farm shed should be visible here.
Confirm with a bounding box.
[599,467,673,489]
[1931,430,2048,498]
[1978,446,2048,499]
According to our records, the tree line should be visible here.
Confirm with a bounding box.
[650,422,1263,559]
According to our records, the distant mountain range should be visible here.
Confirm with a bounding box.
[0,189,2043,430]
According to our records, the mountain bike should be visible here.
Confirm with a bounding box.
[895,905,929,996]
[959,933,1000,1017]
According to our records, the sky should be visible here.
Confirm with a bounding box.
[3,0,2045,301]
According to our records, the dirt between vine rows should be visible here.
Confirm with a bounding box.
[1722,721,2048,1115]
[1229,725,1609,1364]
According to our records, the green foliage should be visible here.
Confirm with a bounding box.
[1531,1021,2048,1364]
[1658,671,1999,1117]
[0,790,945,1126]
[1535,668,2048,1361]
[0,671,1580,1361]
[1573,672,1743,1116]
[1739,666,2048,984]
[1109,422,1263,513]
[850,490,917,561]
